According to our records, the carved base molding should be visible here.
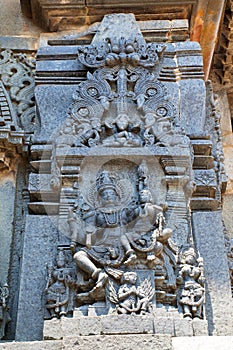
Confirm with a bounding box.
[43,313,208,339]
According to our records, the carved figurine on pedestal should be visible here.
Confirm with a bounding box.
[177,248,205,319]
[0,284,10,339]
[109,271,154,315]
[103,114,142,147]
[45,250,75,319]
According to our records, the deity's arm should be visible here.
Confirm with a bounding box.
[69,205,96,251]
[82,207,96,226]
[176,266,184,284]
[197,271,205,286]
[122,200,139,224]
[45,266,55,292]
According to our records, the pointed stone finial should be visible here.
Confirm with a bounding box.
[92,13,146,46]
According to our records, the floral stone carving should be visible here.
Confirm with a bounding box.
[0,49,36,133]
[54,37,189,150]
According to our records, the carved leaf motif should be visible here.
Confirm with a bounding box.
[138,277,155,301]
[108,280,119,305]
[194,171,216,186]
[77,39,165,69]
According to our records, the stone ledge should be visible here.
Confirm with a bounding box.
[0,335,172,350]
[172,336,233,350]
[1,336,233,350]
[43,315,208,340]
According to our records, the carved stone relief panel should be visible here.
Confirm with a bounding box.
[0,49,36,134]
[40,14,205,324]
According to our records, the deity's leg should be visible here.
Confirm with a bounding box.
[183,304,192,318]
[73,251,99,278]
[120,234,137,265]
[73,251,108,290]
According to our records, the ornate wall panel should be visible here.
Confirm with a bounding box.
[2,13,231,342]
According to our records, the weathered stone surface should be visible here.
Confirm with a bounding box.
[172,336,233,350]
[192,319,208,336]
[79,316,101,336]
[179,79,206,135]
[154,317,175,335]
[0,0,40,50]
[15,216,59,341]
[101,315,154,335]
[43,318,61,340]
[62,335,172,350]
[0,336,233,350]
[34,85,77,142]
[0,177,16,286]
[192,211,233,335]
[60,314,79,338]
[223,194,233,239]
[0,340,63,350]
[44,317,80,340]
[0,7,231,346]
[174,318,193,337]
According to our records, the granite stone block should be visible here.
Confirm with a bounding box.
[43,319,61,340]
[192,319,208,336]
[79,316,101,336]
[192,211,233,335]
[154,317,175,335]
[0,340,63,350]
[15,216,59,341]
[62,334,172,350]
[172,336,233,350]
[179,79,206,135]
[101,315,154,335]
[174,318,193,337]
[61,317,80,338]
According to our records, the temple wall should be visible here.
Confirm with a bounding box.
[0,2,232,348]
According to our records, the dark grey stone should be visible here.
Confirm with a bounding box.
[192,211,233,335]
[15,216,59,341]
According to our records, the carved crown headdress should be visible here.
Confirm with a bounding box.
[96,171,119,195]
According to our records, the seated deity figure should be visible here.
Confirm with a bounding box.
[69,168,171,302]
[121,188,165,265]
[116,272,152,314]
[103,114,142,147]
[70,171,140,296]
